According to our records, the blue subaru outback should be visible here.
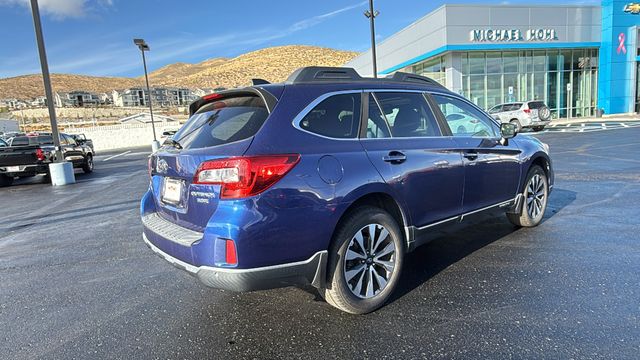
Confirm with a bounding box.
[141,67,553,314]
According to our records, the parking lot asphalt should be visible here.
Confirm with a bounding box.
[1,129,639,359]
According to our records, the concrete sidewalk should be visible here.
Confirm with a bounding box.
[551,113,640,125]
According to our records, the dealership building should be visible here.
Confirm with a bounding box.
[345,0,639,118]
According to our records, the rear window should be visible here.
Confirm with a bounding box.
[528,101,546,109]
[299,93,360,139]
[10,135,54,146]
[172,95,268,150]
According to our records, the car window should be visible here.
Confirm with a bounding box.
[63,134,76,145]
[374,92,441,138]
[506,103,523,111]
[431,94,498,138]
[528,101,546,109]
[366,94,391,139]
[488,105,503,114]
[173,95,269,149]
[300,93,360,139]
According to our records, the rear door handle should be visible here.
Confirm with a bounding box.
[463,151,478,161]
[383,151,407,164]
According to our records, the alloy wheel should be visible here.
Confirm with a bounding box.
[343,223,396,299]
[526,174,546,220]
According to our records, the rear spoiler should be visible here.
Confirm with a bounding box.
[188,87,278,117]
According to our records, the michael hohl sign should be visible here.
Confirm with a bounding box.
[470,28,559,42]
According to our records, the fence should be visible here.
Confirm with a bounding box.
[64,123,180,152]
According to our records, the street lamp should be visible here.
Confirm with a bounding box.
[133,38,159,151]
[364,0,380,78]
[29,0,75,185]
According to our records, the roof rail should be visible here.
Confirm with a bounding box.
[286,66,362,84]
[388,72,446,88]
[251,78,271,85]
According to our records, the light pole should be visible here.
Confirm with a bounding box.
[364,0,380,78]
[133,38,159,151]
[29,0,75,185]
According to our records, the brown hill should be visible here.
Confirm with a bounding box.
[150,45,359,88]
[0,45,358,100]
[0,74,141,100]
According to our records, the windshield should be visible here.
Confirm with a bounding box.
[172,95,268,150]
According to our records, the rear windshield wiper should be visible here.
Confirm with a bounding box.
[163,138,182,149]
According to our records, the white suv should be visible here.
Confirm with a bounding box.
[488,101,551,132]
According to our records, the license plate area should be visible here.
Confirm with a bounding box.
[6,166,21,172]
[161,177,185,206]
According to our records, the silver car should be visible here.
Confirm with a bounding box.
[488,101,551,132]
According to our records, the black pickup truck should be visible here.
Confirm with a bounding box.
[0,133,94,187]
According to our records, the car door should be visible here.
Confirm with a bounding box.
[359,91,464,228]
[61,134,84,165]
[429,93,521,213]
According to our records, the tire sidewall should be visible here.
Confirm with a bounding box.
[327,207,404,313]
[522,166,548,225]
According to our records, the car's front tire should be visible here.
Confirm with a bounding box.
[323,206,404,314]
[510,119,522,133]
[82,154,94,173]
[507,165,549,227]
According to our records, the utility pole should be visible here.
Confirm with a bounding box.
[134,38,160,151]
[29,0,75,185]
[364,0,380,78]
[29,0,62,162]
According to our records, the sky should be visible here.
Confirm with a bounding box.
[0,0,598,79]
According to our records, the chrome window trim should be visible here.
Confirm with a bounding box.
[291,90,364,141]
[291,88,455,141]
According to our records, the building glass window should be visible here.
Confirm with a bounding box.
[411,56,446,84]
[457,48,598,119]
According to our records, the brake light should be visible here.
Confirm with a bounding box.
[193,154,300,199]
[203,93,222,101]
[35,148,45,161]
[523,108,531,114]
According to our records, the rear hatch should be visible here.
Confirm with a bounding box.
[0,145,40,167]
[149,92,272,231]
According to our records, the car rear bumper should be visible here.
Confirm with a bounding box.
[143,233,327,292]
[0,164,49,177]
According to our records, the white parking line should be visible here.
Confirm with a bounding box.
[621,123,629,128]
[124,151,149,157]
[102,150,131,161]
[601,123,607,129]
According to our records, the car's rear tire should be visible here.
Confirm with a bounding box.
[507,165,548,227]
[82,154,93,173]
[0,175,14,187]
[322,206,404,314]
[510,119,522,132]
[533,125,545,132]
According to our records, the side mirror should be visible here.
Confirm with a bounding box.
[500,123,517,140]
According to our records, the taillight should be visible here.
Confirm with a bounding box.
[193,154,300,199]
[523,108,531,115]
[35,148,45,161]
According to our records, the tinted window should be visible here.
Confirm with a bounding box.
[300,94,360,138]
[505,103,523,111]
[431,94,498,138]
[528,101,546,109]
[63,134,75,145]
[375,92,441,138]
[173,96,269,150]
[9,137,30,146]
[366,94,391,139]
[488,105,503,114]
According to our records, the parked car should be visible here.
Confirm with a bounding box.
[0,132,94,187]
[141,67,553,314]
[488,101,552,132]
[0,138,7,147]
[69,133,94,153]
